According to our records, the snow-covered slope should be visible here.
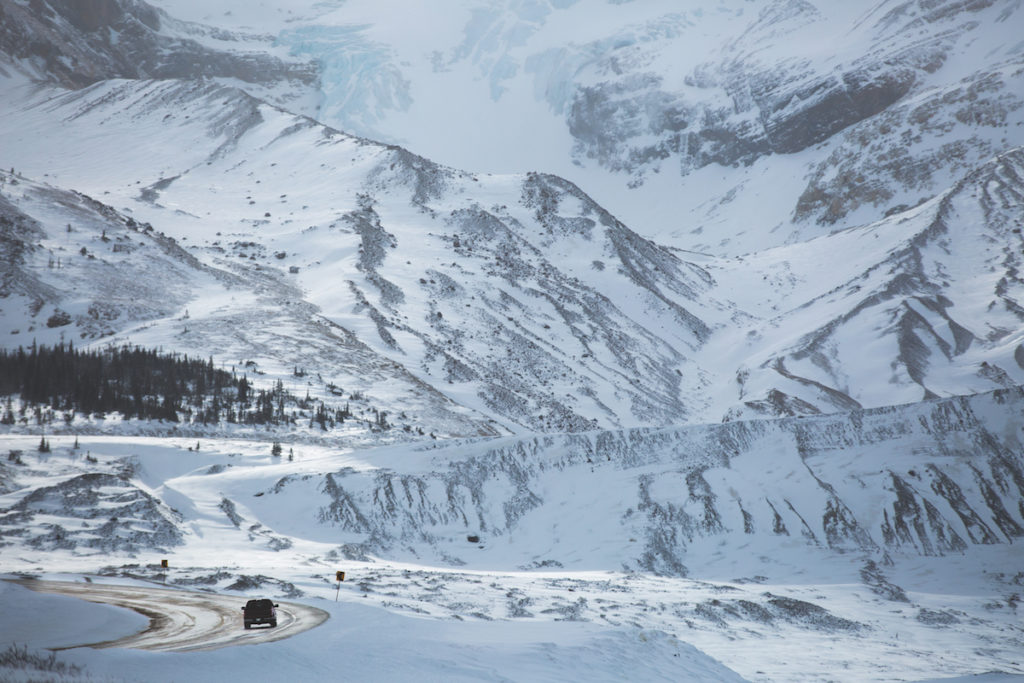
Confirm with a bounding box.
[0,78,724,431]
[241,387,1024,571]
[700,146,1024,419]
[144,0,1024,254]
[3,76,1023,427]
[0,170,500,442]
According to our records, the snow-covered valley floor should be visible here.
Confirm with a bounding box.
[1,424,1022,682]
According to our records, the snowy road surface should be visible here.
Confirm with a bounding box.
[10,579,329,652]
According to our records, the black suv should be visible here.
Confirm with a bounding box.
[242,598,278,629]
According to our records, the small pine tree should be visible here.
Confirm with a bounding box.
[288,447,294,462]
[271,441,282,457]
[73,435,79,450]
[38,436,50,453]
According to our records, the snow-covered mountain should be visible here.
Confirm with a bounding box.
[140,0,1024,254]
[0,76,719,433]
[10,0,1020,252]
[0,0,318,108]
[0,170,494,442]
[2,73,1022,429]
[705,146,1024,420]
[2,2,1023,680]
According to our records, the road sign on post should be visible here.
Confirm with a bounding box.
[336,571,345,582]
[161,559,168,568]
[335,570,345,601]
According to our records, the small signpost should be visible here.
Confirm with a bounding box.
[335,571,345,602]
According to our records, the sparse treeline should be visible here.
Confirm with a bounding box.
[0,342,355,428]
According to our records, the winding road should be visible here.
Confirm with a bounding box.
[11,579,329,653]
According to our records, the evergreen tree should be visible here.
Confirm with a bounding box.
[0,343,382,432]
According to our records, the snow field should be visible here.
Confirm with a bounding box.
[3,394,1023,682]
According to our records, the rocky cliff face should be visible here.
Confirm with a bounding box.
[0,0,316,90]
[559,0,1023,227]
[344,160,718,431]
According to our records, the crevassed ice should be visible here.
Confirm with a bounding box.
[277,25,412,140]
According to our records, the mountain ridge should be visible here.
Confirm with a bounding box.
[2,73,1023,429]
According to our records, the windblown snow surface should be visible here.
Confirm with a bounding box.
[1,1,1024,681]
[1,388,1024,681]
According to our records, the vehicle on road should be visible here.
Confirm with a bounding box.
[242,598,278,629]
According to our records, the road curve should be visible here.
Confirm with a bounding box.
[11,579,329,653]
